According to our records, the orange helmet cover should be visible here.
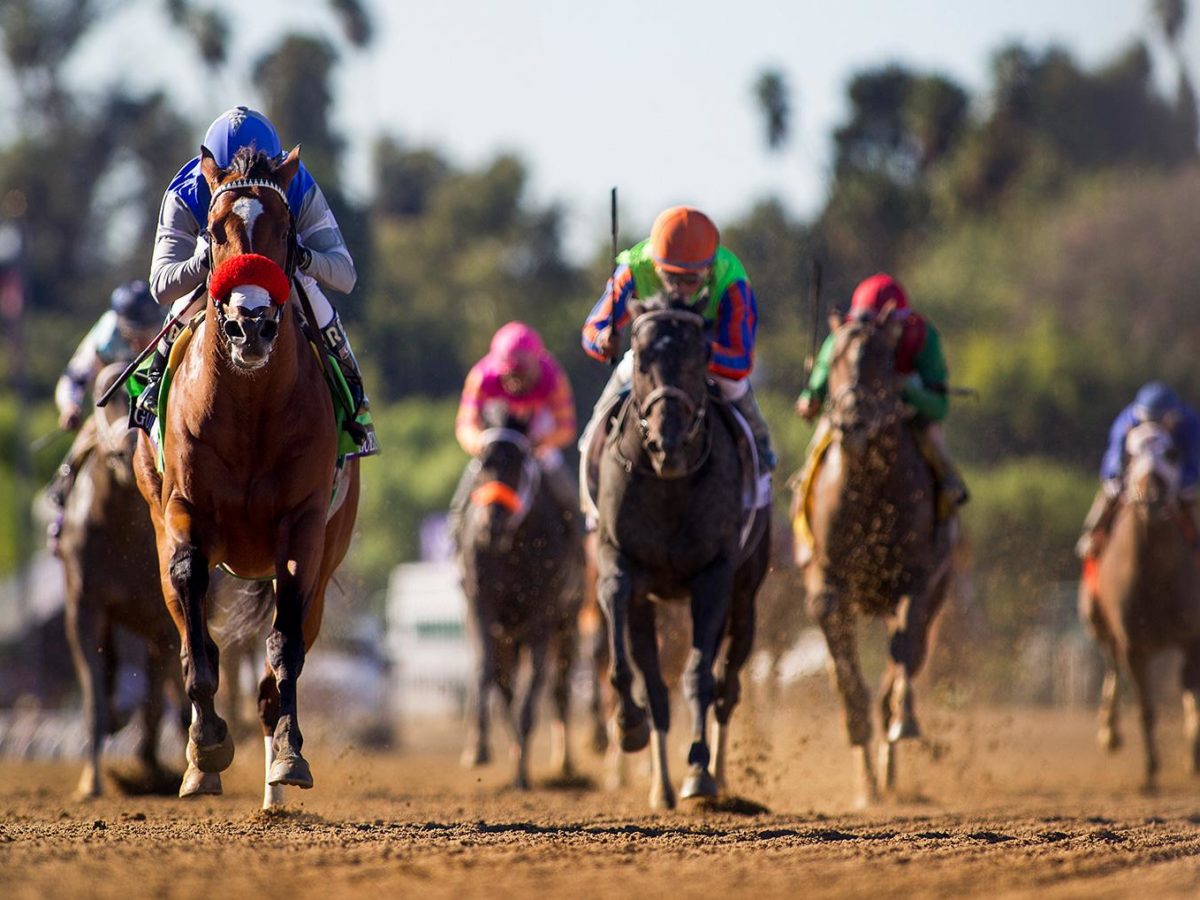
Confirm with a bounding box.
[649,206,719,273]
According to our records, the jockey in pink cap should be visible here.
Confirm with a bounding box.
[450,322,579,540]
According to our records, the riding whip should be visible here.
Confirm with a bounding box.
[608,186,620,369]
[804,258,823,384]
[95,281,207,409]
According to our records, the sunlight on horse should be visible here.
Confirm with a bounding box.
[134,146,360,810]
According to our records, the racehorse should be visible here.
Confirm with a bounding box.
[1080,421,1200,791]
[594,297,770,810]
[458,416,583,789]
[61,364,183,797]
[796,307,955,806]
[134,145,360,808]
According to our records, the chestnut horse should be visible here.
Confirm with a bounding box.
[796,309,954,807]
[135,146,360,808]
[1080,421,1200,791]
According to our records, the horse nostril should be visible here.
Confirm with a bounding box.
[223,320,245,343]
[260,319,278,342]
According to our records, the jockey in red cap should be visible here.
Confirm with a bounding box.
[792,273,967,562]
[581,205,775,472]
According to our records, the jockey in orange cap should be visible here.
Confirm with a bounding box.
[449,322,579,543]
[581,205,775,471]
[793,273,967,560]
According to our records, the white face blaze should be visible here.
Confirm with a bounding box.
[231,196,265,252]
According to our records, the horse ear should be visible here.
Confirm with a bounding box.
[629,299,645,321]
[827,309,842,333]
[878,299,898,325]
[199,146,223,191]
[275,144,302,189]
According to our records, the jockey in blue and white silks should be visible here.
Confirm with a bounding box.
[134,105,376,454]
[1077,381,1200,559]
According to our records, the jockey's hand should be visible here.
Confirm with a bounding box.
[596,328,617,361]
[794,395,820,421]
[59,406,83,431]
[295,242,312,272]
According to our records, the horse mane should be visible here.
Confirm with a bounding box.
[227,146,283,182]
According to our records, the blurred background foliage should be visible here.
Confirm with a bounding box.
[0,0,1197,651]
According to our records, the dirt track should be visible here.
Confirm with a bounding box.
[4,691,1200,898]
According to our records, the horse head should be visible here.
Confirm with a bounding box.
[1124,421,1182,519]
[92,362,139,487]
[468,411,540,552]
[628,295,711,479]
[825,305,906,457]
[200,144,300,370]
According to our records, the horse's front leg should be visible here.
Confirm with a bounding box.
[1129,648,1160,793]
[597,543,650,752]
[64,596,107,799]
[159,498,229,797]
[266,508,326,790]
[628,597,674,810]
[713,580,757,796]
[680,557,734,802]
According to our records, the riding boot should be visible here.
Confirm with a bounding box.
[788,417,832,568]
[45,417,98,554]
[1075,484,1122,560]
[724,380,777,471]
[321,312,379,456]
[1179,496,1200,550]
[916,424,969,516]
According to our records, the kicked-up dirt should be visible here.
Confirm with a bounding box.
[4,689,1200,898]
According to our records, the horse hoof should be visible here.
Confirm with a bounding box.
[1099,728,1122,752]
[591,722,610,755]
[179,765,223,798]
[619,717,651,753]
[268,753,313,789]
[512,773,530,792]
[461,746,490,768]
[189,730,236,774]
[887,717,921,742]
[650,783,677,811]
[680,768,718,801]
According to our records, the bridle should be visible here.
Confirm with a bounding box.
[205,177,298,346]
[826,319,904,440]
[627,308,710,472]
[469,427,541,535]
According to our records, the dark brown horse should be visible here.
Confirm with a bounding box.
[1081,421,1200,791]
[135,146,360,808]
[458,417,583,788]
[796,309,955,806]
[61,364,183,797]
[595,298,770,810]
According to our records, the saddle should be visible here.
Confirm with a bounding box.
[127,311,364,471]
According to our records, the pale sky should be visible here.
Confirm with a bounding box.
[52,0,1200,259]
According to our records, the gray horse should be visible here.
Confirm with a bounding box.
[796,310,955,806]
[1081,421,1200,791]
[458,417,584,789]
[59,364,183,797]
[594,299,770,810]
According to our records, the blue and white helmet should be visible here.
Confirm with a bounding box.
[202,106,282,168]
[1133,381,1181,423]
[110,280,159,327]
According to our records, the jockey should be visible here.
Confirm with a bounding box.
[451,322,580,536]
[1076,381,1200,559]
[795,272,968,508]
[132,105,376,454]
[46,280,161,551]
[581,205,776,471]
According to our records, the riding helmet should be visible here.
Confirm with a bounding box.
[202,106,282,168]
[110,280,160,327]
[649,207,719,273]
[1133,381,1181,423]
[849,273,910,319]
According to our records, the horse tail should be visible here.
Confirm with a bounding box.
[207,571,275,650]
